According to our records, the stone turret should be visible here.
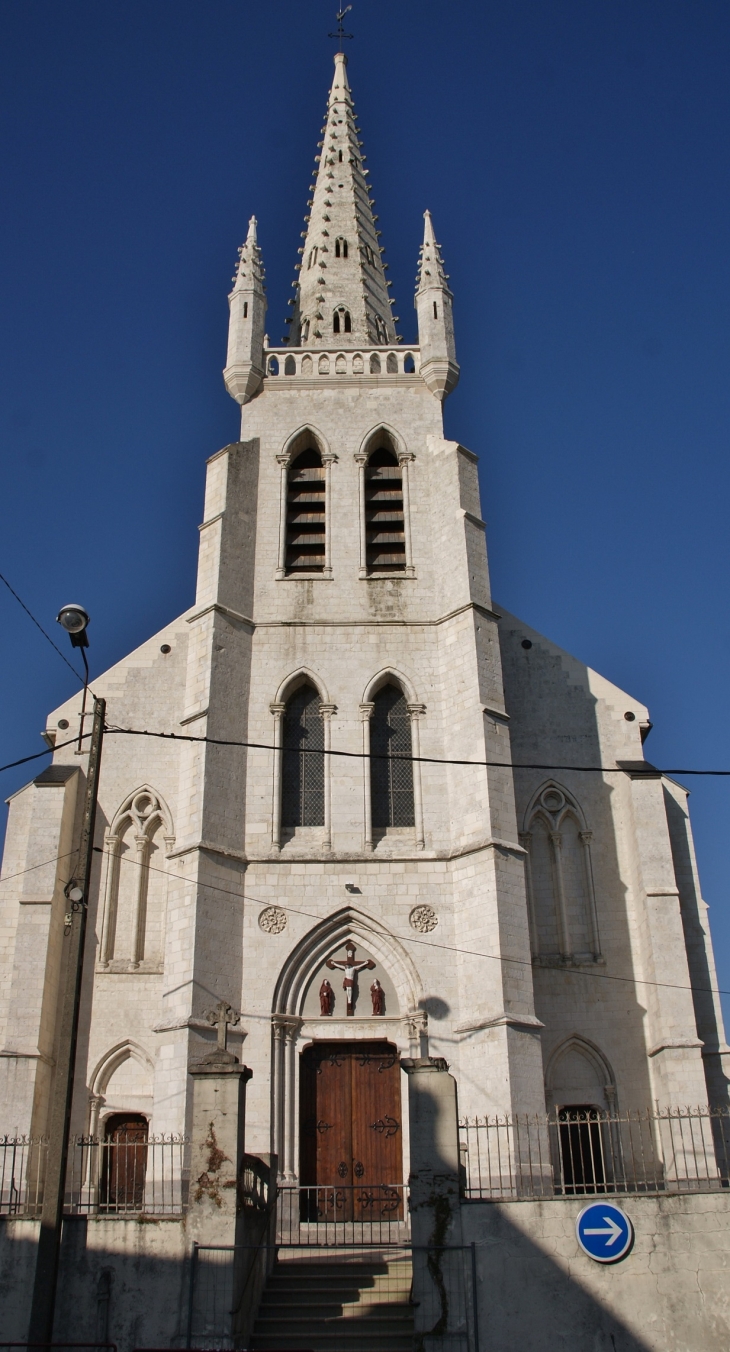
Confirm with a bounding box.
[224,215,267,405]
[287,51,397,349]
[415,210,459,400]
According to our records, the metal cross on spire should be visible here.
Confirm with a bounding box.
[329,4,353,51]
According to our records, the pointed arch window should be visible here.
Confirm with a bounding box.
[335,237,348,259]
[99,789,173,971]
[281,686,325,828]
[286,448,326,573]
[370,685,415,828]
[365,448,406,573]
[333,306,351,334]
[521,784,601,964]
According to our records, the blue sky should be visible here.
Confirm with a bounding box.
[1,1,729,1026]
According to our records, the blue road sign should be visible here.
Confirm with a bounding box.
[576,1201,634,1263]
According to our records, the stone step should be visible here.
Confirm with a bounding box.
[257,1306,414,1323]
[251,1255,415,1352]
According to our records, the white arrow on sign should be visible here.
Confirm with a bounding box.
[583,1216,623,1245]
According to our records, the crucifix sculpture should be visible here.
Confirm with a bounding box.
[326,941,375,1016]
[204,1000,240,1056]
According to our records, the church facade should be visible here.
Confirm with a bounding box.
[1,53,727,1208]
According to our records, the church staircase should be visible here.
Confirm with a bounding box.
[250,1252,415,1352]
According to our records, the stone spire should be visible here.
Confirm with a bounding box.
[415,210,459,400]
[286,52,397,349]
[224,215,267,405]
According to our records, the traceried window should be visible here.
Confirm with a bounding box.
[286,448,325,573]
[522,784,601,962]
[333,306,351,334]
[281,685,324,827]
[365,448,406,573]
[335,237,348,258]
[371,684,414,828]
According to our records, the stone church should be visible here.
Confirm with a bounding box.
[1,50,727,1213]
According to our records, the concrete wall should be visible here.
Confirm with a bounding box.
[0,1216,190,1349]
[461,1193,730,1352]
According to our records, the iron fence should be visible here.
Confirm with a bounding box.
[0,1135,188,1216]
[276,1183,410,1246]
[459,1105,730,1200]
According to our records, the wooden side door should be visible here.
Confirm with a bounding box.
[102,1114,148,1210]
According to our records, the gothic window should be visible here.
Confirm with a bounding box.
[284,355,296,375]
[268,355,279,376]
[369,353,381,374]
[286,448,326,573]
[335,237,348,258]
[333,306,351,334]
[371,684,415,828]
[433,302,438,319]
[404,353,415,374]
[308,246,318,269]
[386,353,398,374]
[281,685,325,827]
[365,448,406,573]
[300,319,310,343]
[522,784,601,962]
[243,301,248,318]
[100,789,172,970]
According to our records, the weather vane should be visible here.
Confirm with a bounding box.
[329,4,353,51]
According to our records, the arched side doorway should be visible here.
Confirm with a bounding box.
[100,1113,149,1212]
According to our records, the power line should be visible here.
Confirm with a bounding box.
[0,572,85,685]
[99,844,730,1001]
[4,721,730,779]
[104,724,730,777]
[0,733,88,776]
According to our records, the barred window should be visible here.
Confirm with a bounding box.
[286,448,325,573]
[365,448,406,573]
[371,684,414,828]
[281,686,324,827]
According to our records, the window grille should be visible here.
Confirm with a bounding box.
[371,685,415,828]
[281,686,325,827]
[365,448,406,572]
[286,449,325,573]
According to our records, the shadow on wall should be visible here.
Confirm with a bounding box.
[464,1203,653,1352]
[664,786,730,1111]
[0,1220,190,1349]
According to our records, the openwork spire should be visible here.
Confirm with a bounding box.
[232,215,265,295]
[415,210,448,293]
[286,53,397,348]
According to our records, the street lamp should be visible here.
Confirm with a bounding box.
[56,604,91,750]
[28,607,106,1346]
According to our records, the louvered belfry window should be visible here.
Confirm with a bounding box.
[371,685,415,828]
[282,686,324,828]
[286,448,325,573]
[365,448,406,573]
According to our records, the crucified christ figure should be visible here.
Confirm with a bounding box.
[326,941,375,1016]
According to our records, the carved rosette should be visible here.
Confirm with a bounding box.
[259,906,288,934]
[409,904,438,933]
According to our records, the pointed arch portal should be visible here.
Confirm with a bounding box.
[271,908,421,1189]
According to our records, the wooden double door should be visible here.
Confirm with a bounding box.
[300,1041,403,1220]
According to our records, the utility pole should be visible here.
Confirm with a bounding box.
[28,694,105,1343]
